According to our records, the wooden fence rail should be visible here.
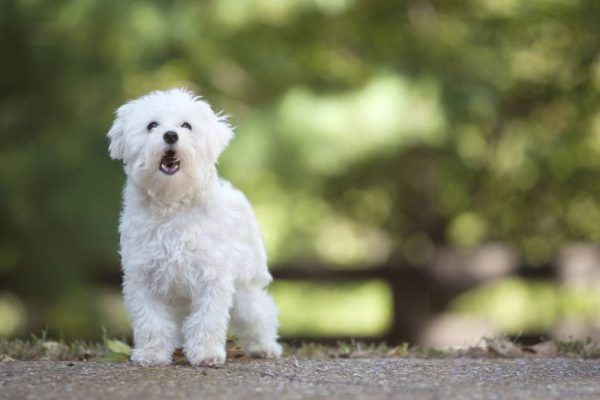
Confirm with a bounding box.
[271,262,554,344]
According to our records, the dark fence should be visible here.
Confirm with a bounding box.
[272,261,554,345]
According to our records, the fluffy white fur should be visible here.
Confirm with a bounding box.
[107,88,282,367]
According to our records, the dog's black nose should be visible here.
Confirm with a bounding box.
[163,131,178,144]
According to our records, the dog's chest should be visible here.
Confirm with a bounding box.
[131,211,228,294]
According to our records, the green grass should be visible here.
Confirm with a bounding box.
[553,338,600,358]
[2,334,600,362]
[0,335,110,362]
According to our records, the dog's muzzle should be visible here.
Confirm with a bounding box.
[159,150,180,175]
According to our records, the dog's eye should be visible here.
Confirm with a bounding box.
[181,122,192,130]
[147,121,158,131]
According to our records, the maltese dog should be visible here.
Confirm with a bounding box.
[107,88,282,366]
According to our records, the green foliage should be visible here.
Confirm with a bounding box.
[0,0,599,337]
[270,280,392,336]
[450,278,600,333]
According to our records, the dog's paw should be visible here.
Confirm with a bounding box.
[194,357,220,367]
[130,348,172,367]
[245,341,283,359]
[185,346,226,367]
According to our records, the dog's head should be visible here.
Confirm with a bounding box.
[107,88,233,202]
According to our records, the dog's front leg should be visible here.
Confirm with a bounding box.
[183,278,234,367]
[123,275,178,366]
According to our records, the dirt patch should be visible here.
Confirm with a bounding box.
[2,358,600,400]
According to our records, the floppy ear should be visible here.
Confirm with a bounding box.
[204,112,235,163]
[107,105,128,160]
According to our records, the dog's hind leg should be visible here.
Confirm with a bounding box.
[230,285,283,358]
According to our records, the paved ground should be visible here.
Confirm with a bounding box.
[1,358,600,400]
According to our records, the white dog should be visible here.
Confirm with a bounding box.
[107,88,282,366]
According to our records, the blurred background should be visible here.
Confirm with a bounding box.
[1,0,600,347]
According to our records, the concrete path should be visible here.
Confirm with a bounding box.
[1,358,600,400]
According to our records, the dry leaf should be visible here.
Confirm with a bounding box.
[484,338,523,358]
[523,341,559,357]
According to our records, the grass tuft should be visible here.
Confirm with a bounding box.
[2,334,600,362]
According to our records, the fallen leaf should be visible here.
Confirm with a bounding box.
[227,348,245,358]
[106,339,132,356]
[523,341,559,357]
[388,344,409,357]
[484,337,523,358]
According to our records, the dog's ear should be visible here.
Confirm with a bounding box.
[107,104,128,160]
[204,112,234,163]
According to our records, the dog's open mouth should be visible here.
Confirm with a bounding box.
[159,151,181,175]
